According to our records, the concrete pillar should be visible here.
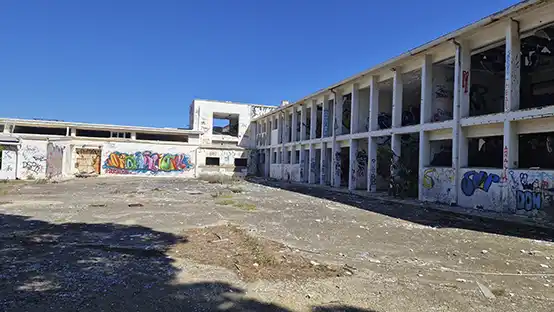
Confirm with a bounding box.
[299,145,307,182]
[392,69,403,128]
[391,134,401,162]
[332,142,341,188]
[451,42,462,204]
[131,132,137,140]
[70,128,77,137]
[309,144,317,183]
[421,55,433,124]
[320,143,327,185]
[502,20,521,185]
[333,91,343,136]
[367,137,377,192]
[310,100,317,139]
[369,76,380,131]
[458,41,471,168]
[418,130,430,200]
[348,139,358,190]
[350,84,360,133]
[322,96,330,137]
[300,103,307,141]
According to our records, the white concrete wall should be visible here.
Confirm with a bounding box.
[0,145,17,180]
[421,167,456,204]
[46,142,65,179]
[18,139,48,179]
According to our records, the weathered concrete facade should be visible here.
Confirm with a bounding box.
[0,100,275,180]
[250,0,554,222]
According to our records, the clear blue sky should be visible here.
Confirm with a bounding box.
[0,0,520,128]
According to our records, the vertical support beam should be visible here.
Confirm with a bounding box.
[299,145,307,182]
[421,55,433,124]
[451,41,462,204]
[348,139,358,190]
[369,76,380,131]
[300,103,307,141]
[291,108,298,142]
[310,100,317,139]
[320,143,327,185]
[367,137,377,192]
[322,96,330,137]
[502,20,521,191]
[333,91,343,136]
[459,40,471,168]
[350,84,360,133]
[309,144,317,183]
[391,134,401,162]
[332,142,341,188]
[418,130,431,200]
[392,69,403,128]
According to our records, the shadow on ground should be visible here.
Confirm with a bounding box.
[246,177,554,241]
[0,213,376,312]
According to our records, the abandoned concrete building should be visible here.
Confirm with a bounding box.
[248,1,554,220]
[0,99,275,180]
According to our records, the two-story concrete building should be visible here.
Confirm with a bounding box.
[249,0,554,221]
[0,99,275,180]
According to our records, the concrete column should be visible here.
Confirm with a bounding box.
[299,145,307,182]
[458,41,471,168]
[418,130,430,200]
[70,128,77,137]
[451,41,462,204]
[367,137,377,192]
[348,139,358,190]
[333,91,343,136]
[322,96,330,137]
[332,142,341,188]
[392,69,403,128]
[300,103,307,141]
[131,132,137,140]
[320,143,327,185]
[308,144,317,183]
[421,55,433,124]
[502,20,521,185]
[369,76,380,131]
[350,84,360,133]
[391,134,401,162]
[310,100,317,139]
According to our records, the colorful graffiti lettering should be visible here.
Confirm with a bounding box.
[103,151,194,173]
[516,190,541,211]
[422,168,436,189]
[461,170,500,196]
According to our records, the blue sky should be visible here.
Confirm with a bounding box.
[0,0,520,128]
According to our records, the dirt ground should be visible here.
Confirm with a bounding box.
[0,177,553,312]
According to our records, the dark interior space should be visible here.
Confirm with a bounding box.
[340,147,349,187]
[14,126,66,136]
[468,136,503,168]
[76,129,111,138]
[519,132,554,169]
[135,133,188,142]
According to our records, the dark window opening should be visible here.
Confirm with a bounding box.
[519,132,554,169]
[76,129,110,138]
[287,151,291,164]
[272,152,277,163]
[342,94,352,134]
[213,113,239,137]
[0,149,2,169]
[430,140,452,167]
[136,133,188,142]
[206,157,220,166]
[468,136,503,168]
[234,158,247,167]
[294,151,300,164]
[111,131,131,139]
[0,125,4,133]
[14,126,66,136]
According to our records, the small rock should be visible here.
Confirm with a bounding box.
[540,264,549,268]
[509,293,515,297]
[546,257,551,260]
[456,278,467,283]
[477,281,496,299]
[481,250,488,254]
[368,258,381,264]
[520,249,527,254]
[517,270,523,275]
[544,284,550,287]
[253,263,259,267]
[310,260,320,266]
[339,253,345,257]
[417,274,423,277]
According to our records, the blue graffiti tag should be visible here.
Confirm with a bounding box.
[460,170,500,196]
[516,190,541,211]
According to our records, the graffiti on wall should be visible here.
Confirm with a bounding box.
[21,145,46,177]
[356,150,368,177]
[511,171,554,212]
[333,152,341,185]
[421,167,455,204]
[461,170,500,196]
[103,151,194,174]
[368,158,377,191]
[422,168,436,189]
[322,109,329,137]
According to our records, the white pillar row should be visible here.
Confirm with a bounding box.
[322,95,330,137]
[291,108,298,142]
[421,55,433,124]
[451,41,462,203]
[309,144,317,183]
[367,137,378,192]
[502,20,521,187]
[333,90,343,136]
[348,139,358,190]
[320,142,327,185]
[369,76,380,131]
[392,68,403,128]
[310,100,317,139]
[300,103,307,141]
[350,83,360,134]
